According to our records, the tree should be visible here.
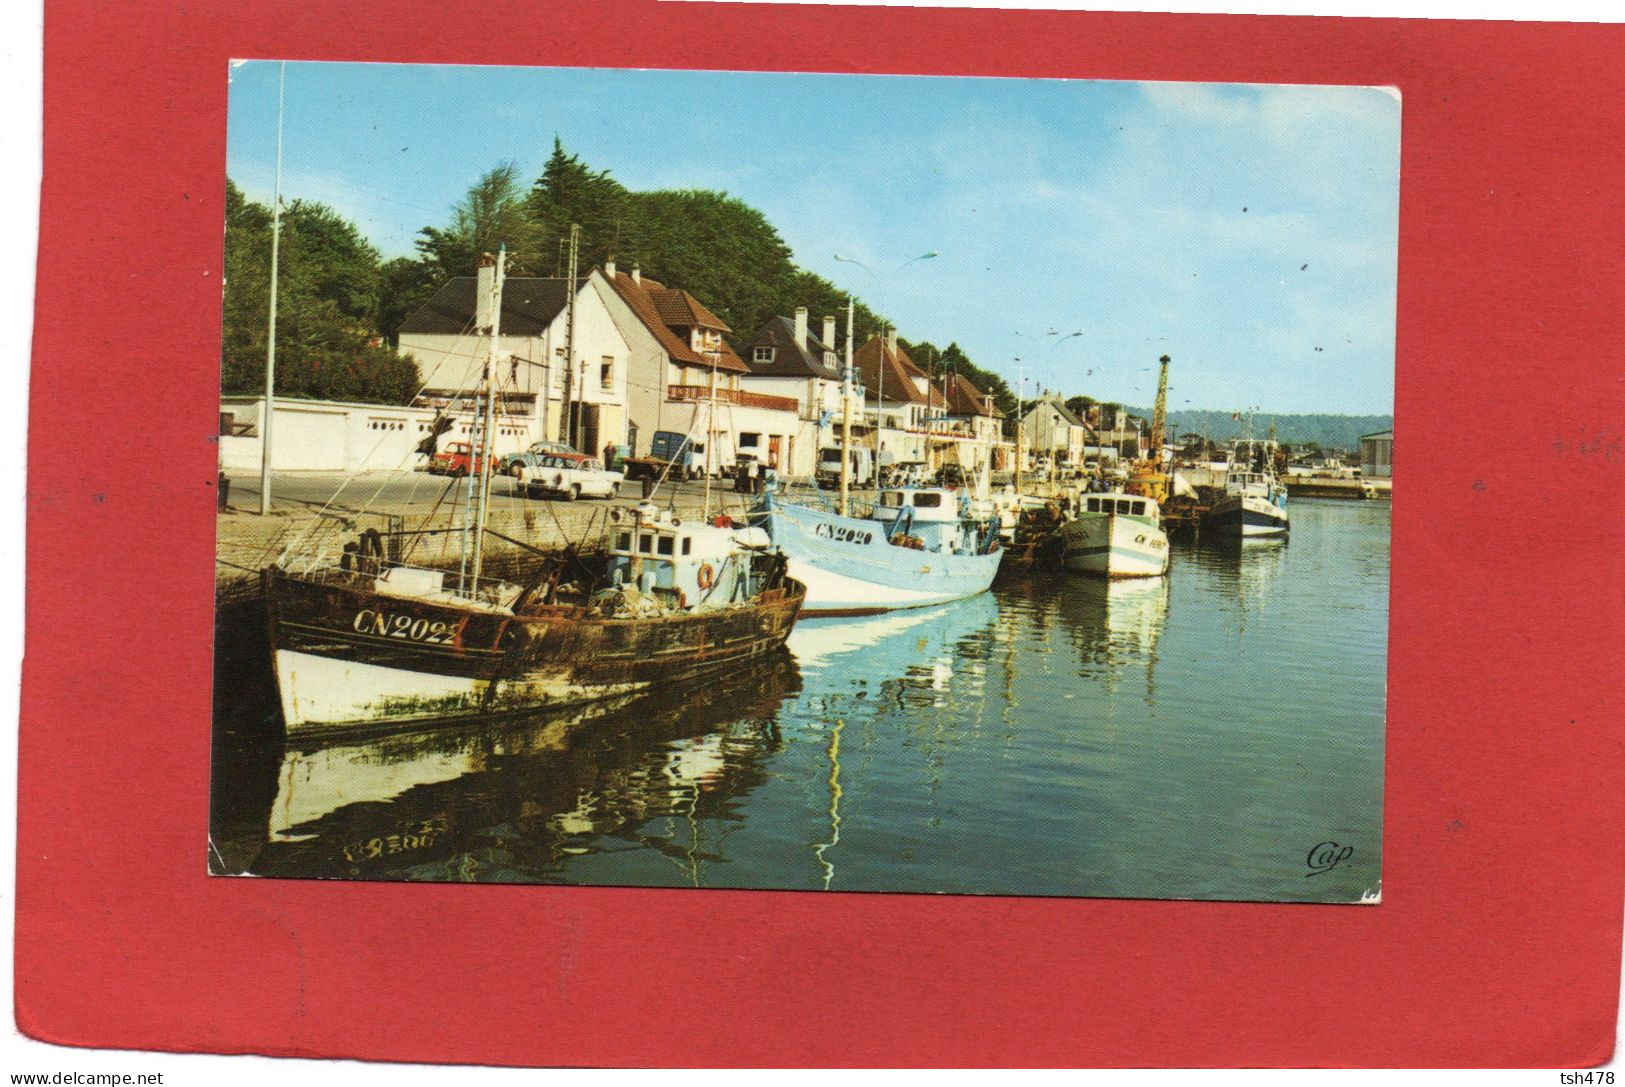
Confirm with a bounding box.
[625,189,794,336]
[417,161,543,277]
[221,180,419,404]
[527,138,634,273]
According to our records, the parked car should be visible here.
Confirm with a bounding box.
[428,442,498,478]
[515,452,624,500]
[500,439,576,477]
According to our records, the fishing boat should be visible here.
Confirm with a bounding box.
[1204,441,1290,537]
[261,251,805,739]
[997,495,1070,571]
[264,514,804,739]
[748,486,1002,616]
[1060,491,1170,578]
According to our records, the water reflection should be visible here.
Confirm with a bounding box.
[235,653,800,883]
[211,501,1388,901]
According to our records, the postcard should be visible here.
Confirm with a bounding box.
[210,62,1397,904]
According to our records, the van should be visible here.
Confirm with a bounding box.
[816,446,875,488]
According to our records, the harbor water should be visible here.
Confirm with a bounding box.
[211,498,1389,903]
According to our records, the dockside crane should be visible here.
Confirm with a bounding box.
[1128,354,1172,503]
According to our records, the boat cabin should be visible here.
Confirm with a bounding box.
[1082,492,1161,523]
[607,516,774,608]
[1223,470,1287,505]
[870,487,989,555]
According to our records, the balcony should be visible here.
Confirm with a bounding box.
[667,384,799,413]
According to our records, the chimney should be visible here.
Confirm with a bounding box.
[794,306,809,350]
[475,253,497,330]
[631,264,641,285]
[604,258,616,280]
[886,328,898,354]
[822,315,835,348]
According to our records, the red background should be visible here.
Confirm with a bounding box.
[17,0,1624,1067]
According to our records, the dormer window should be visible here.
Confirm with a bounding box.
[754,346,775,363]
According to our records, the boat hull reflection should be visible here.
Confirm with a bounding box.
[235,651,801,881]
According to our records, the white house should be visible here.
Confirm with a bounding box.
[397,268,635,459]
[598,262,803,475]
[1021,395,1088,467]
[734,307,862,478]
[1359,429,1393,479]
[934,374,1006,475]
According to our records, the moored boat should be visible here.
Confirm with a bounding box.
[1060,491,1170,578]
[1204,467,1290,537]
[264,515,805,739]
[262,249,805,739]
[748,486,1002,616]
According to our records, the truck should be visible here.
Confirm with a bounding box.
[815,446,875,489]
[619,430,707,482]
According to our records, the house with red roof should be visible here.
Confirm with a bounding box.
[935,373,1010,474]
[598,262,803,474]
[852,331,949,470]
[734,306,864,478]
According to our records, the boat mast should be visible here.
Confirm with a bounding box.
[563,224,579,448]
[703,347,718,519]
[470,247,506,593]
[1014,363,1025,493]
[840,296,854,516]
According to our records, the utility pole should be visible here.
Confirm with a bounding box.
[258,61,285,517]
[562,223,579,448]
[703,348,719,519]
[470,247,506,592]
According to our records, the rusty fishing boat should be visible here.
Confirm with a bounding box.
[262,249,804,739]
[263,514,804,739]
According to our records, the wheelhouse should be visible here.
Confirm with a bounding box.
[1083,493,1160,521]
[606,516,775,608]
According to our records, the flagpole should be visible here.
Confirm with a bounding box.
[258,61,285,517]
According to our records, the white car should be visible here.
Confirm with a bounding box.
[516,452,624,500]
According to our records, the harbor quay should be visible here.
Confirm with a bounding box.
[216,468,993,600]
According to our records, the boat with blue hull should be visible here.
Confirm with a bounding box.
[749,487,1002,616]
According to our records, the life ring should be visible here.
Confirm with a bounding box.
[697,563,716,590]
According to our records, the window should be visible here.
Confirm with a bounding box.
[1086,498,1100,513]
[739,432,761,449]
[913,493,943,508]
[1132,501,1146,516]
[1117,500,1133,515]
[657,536,674,556]
[681,538,692,556]
[753,346,775,363]
[639,534,653,553]
[617,532,631,551]
[601,357,614,390]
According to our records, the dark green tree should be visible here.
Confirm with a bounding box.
[221,180,419,404]
[527,138,635,273]
[417,161,543,277]
[625,189,793,335]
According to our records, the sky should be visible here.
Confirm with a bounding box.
[226,62,1399,415]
